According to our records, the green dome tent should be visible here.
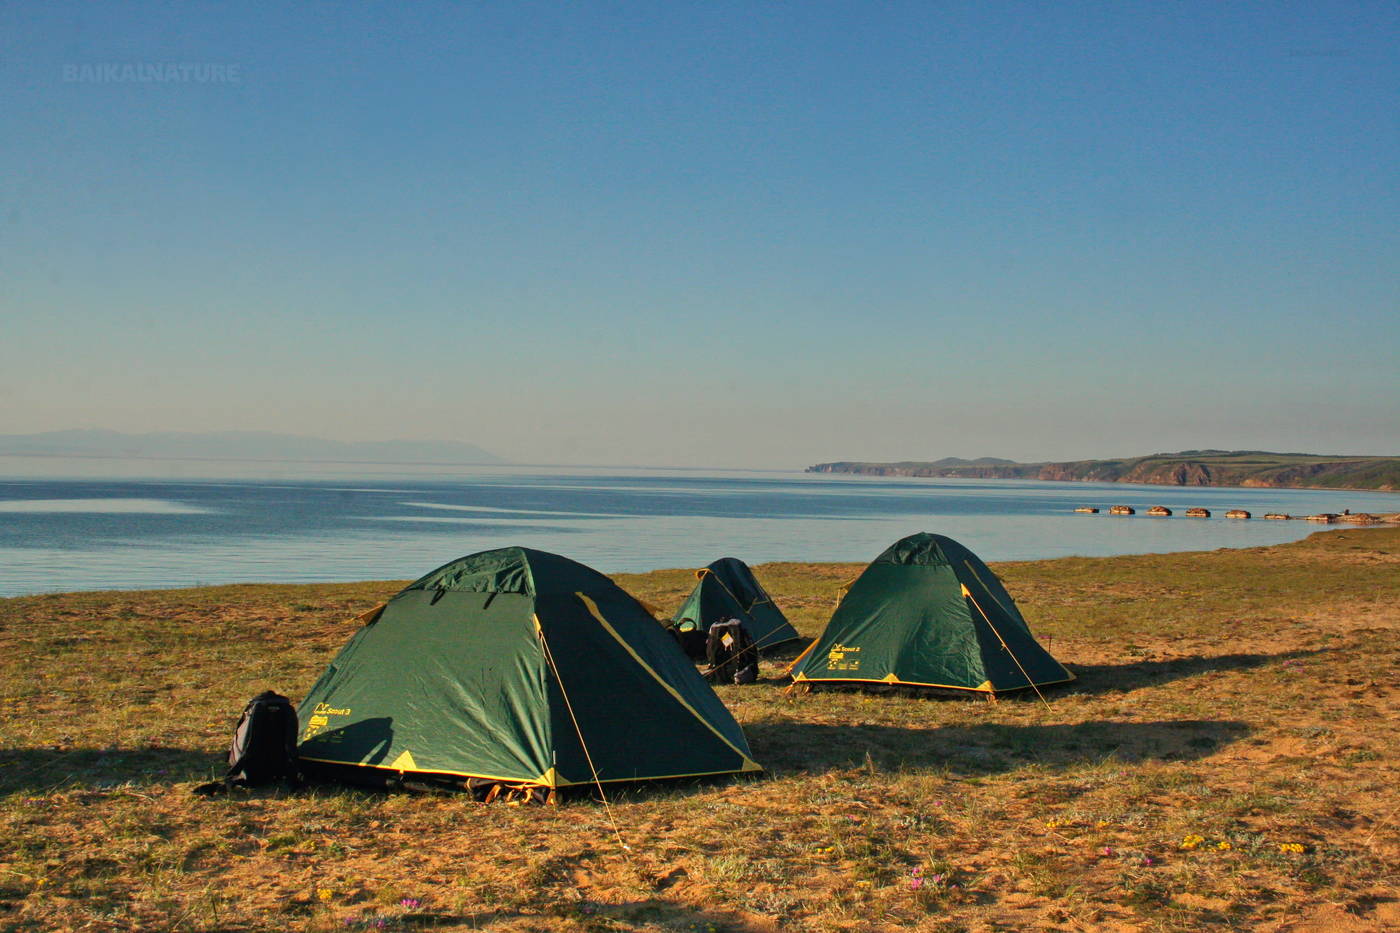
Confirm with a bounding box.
[669,557,800,651]
[298,547,761,790]
[790,533,1072,694]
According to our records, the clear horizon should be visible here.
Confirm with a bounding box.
[4,2,1397,469]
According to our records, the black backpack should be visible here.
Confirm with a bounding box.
[669,619,709,660]
[704,619,758,685]
[224,690,300,787]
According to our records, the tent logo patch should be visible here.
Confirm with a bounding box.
[301,703,351,742]
[827,643,861,671]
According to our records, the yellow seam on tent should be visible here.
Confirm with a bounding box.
[550,763,764,786]
[798,673,1078,693]
[536,612,629,854]
[536,767,559,788]
[790,573,862,674]
[792,671,1073,692]
[957,571,1075,680]
[697,564,777,615]
[784,639,820,676]
[388,749,418,771]
[960,562,1076,681]
[797,669,1076,692]
[356,603,387,625]
[298,755,754,787]
[793,675,996,692]
[962,583,1058,709]
[697,571,794,651]
[707,569,751,613]
[961,560,1018,619]
[575,592,761,772]
[297,755,537,784]
[881,673,900,683]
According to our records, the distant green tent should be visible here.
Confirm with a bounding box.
[670,557,800,651]
[298,547,761,789]
[790,533,1072,694]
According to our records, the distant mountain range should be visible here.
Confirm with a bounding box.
[808,450,1400,491]
[0,430,501,465]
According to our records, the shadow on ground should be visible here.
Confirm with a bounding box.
[0,746,220,795]
[763,637,812,663]
[364,899,772,932]
[746,718,1252,776]
[1064,649,1324,695]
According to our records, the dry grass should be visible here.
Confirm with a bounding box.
[2,529,1398,931]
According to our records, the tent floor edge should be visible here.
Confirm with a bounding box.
[298,757,759,797]
[791,674,1077,697]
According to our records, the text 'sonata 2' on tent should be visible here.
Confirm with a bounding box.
[670,557,800,651]
[297,547,762,790]
[790,532,1073,694]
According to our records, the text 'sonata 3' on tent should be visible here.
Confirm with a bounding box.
[790,532,1073,694]
[297,546,762,791]
[669,557,800,651]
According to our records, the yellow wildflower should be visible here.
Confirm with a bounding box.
[316,888,334,902]
[1216,841,1232,850]
[1278,842,1305,854]
[1180,834,1205,850]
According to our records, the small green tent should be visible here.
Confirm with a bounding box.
[670,557,800,651]
[298,547,761,789]
[790,533,1072,694]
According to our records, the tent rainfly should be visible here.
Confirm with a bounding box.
[670,557,800,651]
[297,547,761,790]
[790,532,1073,694]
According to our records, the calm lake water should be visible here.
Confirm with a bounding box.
[0,458,1393,597]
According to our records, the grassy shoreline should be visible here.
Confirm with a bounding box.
[3,529,1398,931]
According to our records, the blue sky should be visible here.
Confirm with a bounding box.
[2,1,1397,467]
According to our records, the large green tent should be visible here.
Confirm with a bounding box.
[790,533,1072,694]
[297,547,761,789]
[670,557,800,651]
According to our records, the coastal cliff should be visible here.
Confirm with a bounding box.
[807,451,1400,491]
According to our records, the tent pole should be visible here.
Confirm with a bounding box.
[961,584,1054,711]
[535,616,632,858]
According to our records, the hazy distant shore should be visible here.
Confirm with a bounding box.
[809,450,1400,493]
